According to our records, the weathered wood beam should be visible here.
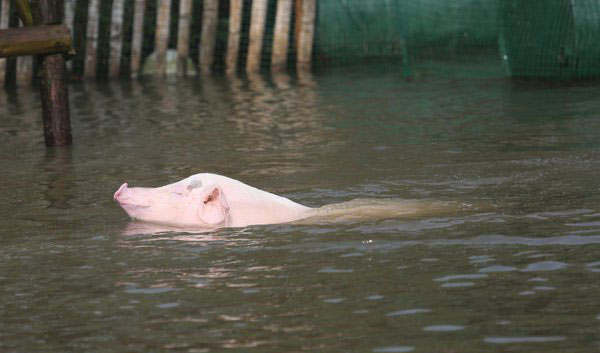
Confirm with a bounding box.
[0,25,71,58]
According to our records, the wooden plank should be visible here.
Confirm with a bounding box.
[176,0,192,76]
[34,0,72,146]
[109,0,125,78]
[297,0,315,70]
[246,0,268,73]
[0,0,10,85]
[226,0,243,75]
[0,25,72,57]
[199,0,218,74]
[271,0,292,72]
[84,0,100,78]
[154,0,172,76]
[130,0,146,77]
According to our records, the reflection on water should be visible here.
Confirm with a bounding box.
[2,66,600,352]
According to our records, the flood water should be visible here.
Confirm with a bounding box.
[1,65,600,352]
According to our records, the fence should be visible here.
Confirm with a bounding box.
[0,0,316,86]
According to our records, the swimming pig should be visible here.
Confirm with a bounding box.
[114,173,312,228]
[114,173,455,230]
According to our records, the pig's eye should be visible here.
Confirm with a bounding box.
[172,192,184,196]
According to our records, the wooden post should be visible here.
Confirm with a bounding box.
[271,0,292,72]
[155,0,172,76]
[63,0,75,72]
[0,0,10,85]
[226,0,243,75]
[199,0,218,75]
[294,0,302,52]
[130,0,145,77]
[109,0,125,78]
[84,0,100,78]
[34,0,72,146]
[176,0,192,76]
[246,0,267,73]
[297,0,315,71]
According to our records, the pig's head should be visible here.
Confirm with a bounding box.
[113,179,230,228]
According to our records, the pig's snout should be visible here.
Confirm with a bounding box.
[114,183,129,201]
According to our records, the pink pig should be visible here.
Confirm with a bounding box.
[113,173,312,228]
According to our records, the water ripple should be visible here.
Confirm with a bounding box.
[484,336,566,344]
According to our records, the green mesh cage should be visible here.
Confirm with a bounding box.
[500,0,600,79]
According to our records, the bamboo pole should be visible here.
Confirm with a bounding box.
[297,0,315,71]
[14,0,34,26]
[63,0,75,72]
[0,0,10,85]
[226,0,243,75]
[0,25,72,57]
[176,0,192,76]
[109,0,125,78]
[14,0,34,87]
[246,0,268,73]
[199,0,218,75]
[271,0,292,72]
[84,0,100,78]
[34,0,72,146]
[130,0,145,77]
[154,0,172,76]
[294,0,302,52]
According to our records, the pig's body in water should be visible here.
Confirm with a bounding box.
[114,173,472,233]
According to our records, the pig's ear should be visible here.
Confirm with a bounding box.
[198,186,230,225]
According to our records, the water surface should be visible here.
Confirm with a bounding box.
[1,67,600,352]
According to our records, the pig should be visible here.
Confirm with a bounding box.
[113,173,313,228]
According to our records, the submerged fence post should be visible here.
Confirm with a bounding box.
[271,0,292,72]
[109,0,125,78]
[130,0,145,77]
[84,0,100,78]
[34,0,72,146]
[297,0,315,71]
[246,0,268,73]
[199,0,218,74]
[0,0,10,85]
[155,0,172,76]
[226,0,243,75]
[176,0,192,76]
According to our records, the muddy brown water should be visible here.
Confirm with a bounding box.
[1,66,600,352]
